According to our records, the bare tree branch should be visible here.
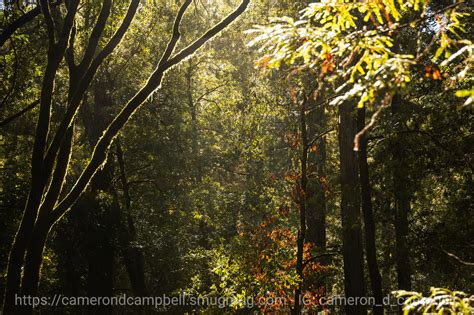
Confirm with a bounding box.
[157,0,192,69]
[307,128,336,151]
[0,0,63,47]
[354,92,394,152]
[77,0,112,73]
[443,249,474,267]
[39,0,56,45]
[164,0,250,69]
[0,99,39,128]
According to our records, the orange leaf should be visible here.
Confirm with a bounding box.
[424,65,442,80]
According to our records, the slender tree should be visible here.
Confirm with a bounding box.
[293,90,309,315]
[357,107,383,315]
[339,101,366,315]
[115,139,148,298]
[306,98,328,249]
[391,94,412,290]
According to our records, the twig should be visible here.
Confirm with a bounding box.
[302,252,338,269]
[0,0,63,47]
[0,38,19,109]
[0,99,40,127]
[442,249,474,267]
[354,92,394,151]
[307,127,336,150]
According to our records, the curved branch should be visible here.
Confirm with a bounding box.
[307,128,335,151]
[164,0,250,70]
[302,252,338,269]
[77,0,112,73]
[39,0,56,45]
[0,0,63,47]
[0,99,39,128]
[157,0,192,69]
[442,249,474,267]
[43,0,141,176]
[354,92,394,152]
[51,0,251,222]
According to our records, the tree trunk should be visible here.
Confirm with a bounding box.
[80,79,118,315]
[116,140,148,297]
[186,61,202,180]
[357,107,383,315]
[293,98,308,315]
[87,166,117,315]
[338,101,366,315]
[11,217,52,314]
[306,100,327,249]
[85,196,115,315]
[391,94,412,290]
[20,221,51,298]
[2,195,42,314]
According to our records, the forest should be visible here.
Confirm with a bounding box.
[0,0,473,314]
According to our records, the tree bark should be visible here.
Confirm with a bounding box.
[306,100,327,249]
[186,61,202,180]
[80,78,119,315]
[293,97,308,315]
[391,94,412,290]
[2,1,79,312]
[116,140,148,297]
[338,101,366,315]
[357,107,383,315]
[86,161,117,315]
